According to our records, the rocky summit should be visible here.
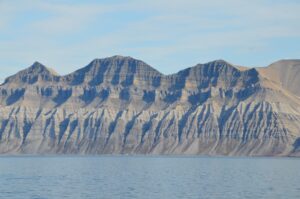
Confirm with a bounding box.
[0,55,300,156]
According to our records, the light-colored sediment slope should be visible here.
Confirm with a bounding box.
[0,56,300,156]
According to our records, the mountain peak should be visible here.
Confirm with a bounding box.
[268,59,300,68]
[205,59,236,67]
[2,62,59,85]
[28,61,59,76]
[89,55,135,63]
[185,59,238,73]
[257,59,300,97]
[110,55,131,59]
[32,61,44,66]
[210,59,230,64]
[100,55,145,63]
[63,55,162,86]
[86,55,150,69]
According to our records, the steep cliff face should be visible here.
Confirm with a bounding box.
[0,56,299,156]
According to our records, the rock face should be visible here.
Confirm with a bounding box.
[0,55,300,156]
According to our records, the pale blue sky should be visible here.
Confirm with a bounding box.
[0,0,300,82]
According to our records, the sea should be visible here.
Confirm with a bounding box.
[0,156,299,199]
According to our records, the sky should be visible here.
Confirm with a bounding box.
[0,0,300,82]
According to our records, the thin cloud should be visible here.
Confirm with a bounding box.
[0,0,300,79]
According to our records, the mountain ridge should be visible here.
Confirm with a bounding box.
[0,56,299,156]
[5,56,299,83]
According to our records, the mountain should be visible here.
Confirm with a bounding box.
[257,59,300,96]
[3,61,60,86]
[0,55,299,156]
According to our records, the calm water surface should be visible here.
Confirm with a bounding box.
[0,156,299,199]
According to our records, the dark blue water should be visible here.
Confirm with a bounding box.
[0,156,299,199]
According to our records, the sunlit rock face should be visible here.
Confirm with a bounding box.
[0,56,300,156]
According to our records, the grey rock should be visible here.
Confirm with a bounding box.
[0,55,299,156]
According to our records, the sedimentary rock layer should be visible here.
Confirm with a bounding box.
[0,56,299,156]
